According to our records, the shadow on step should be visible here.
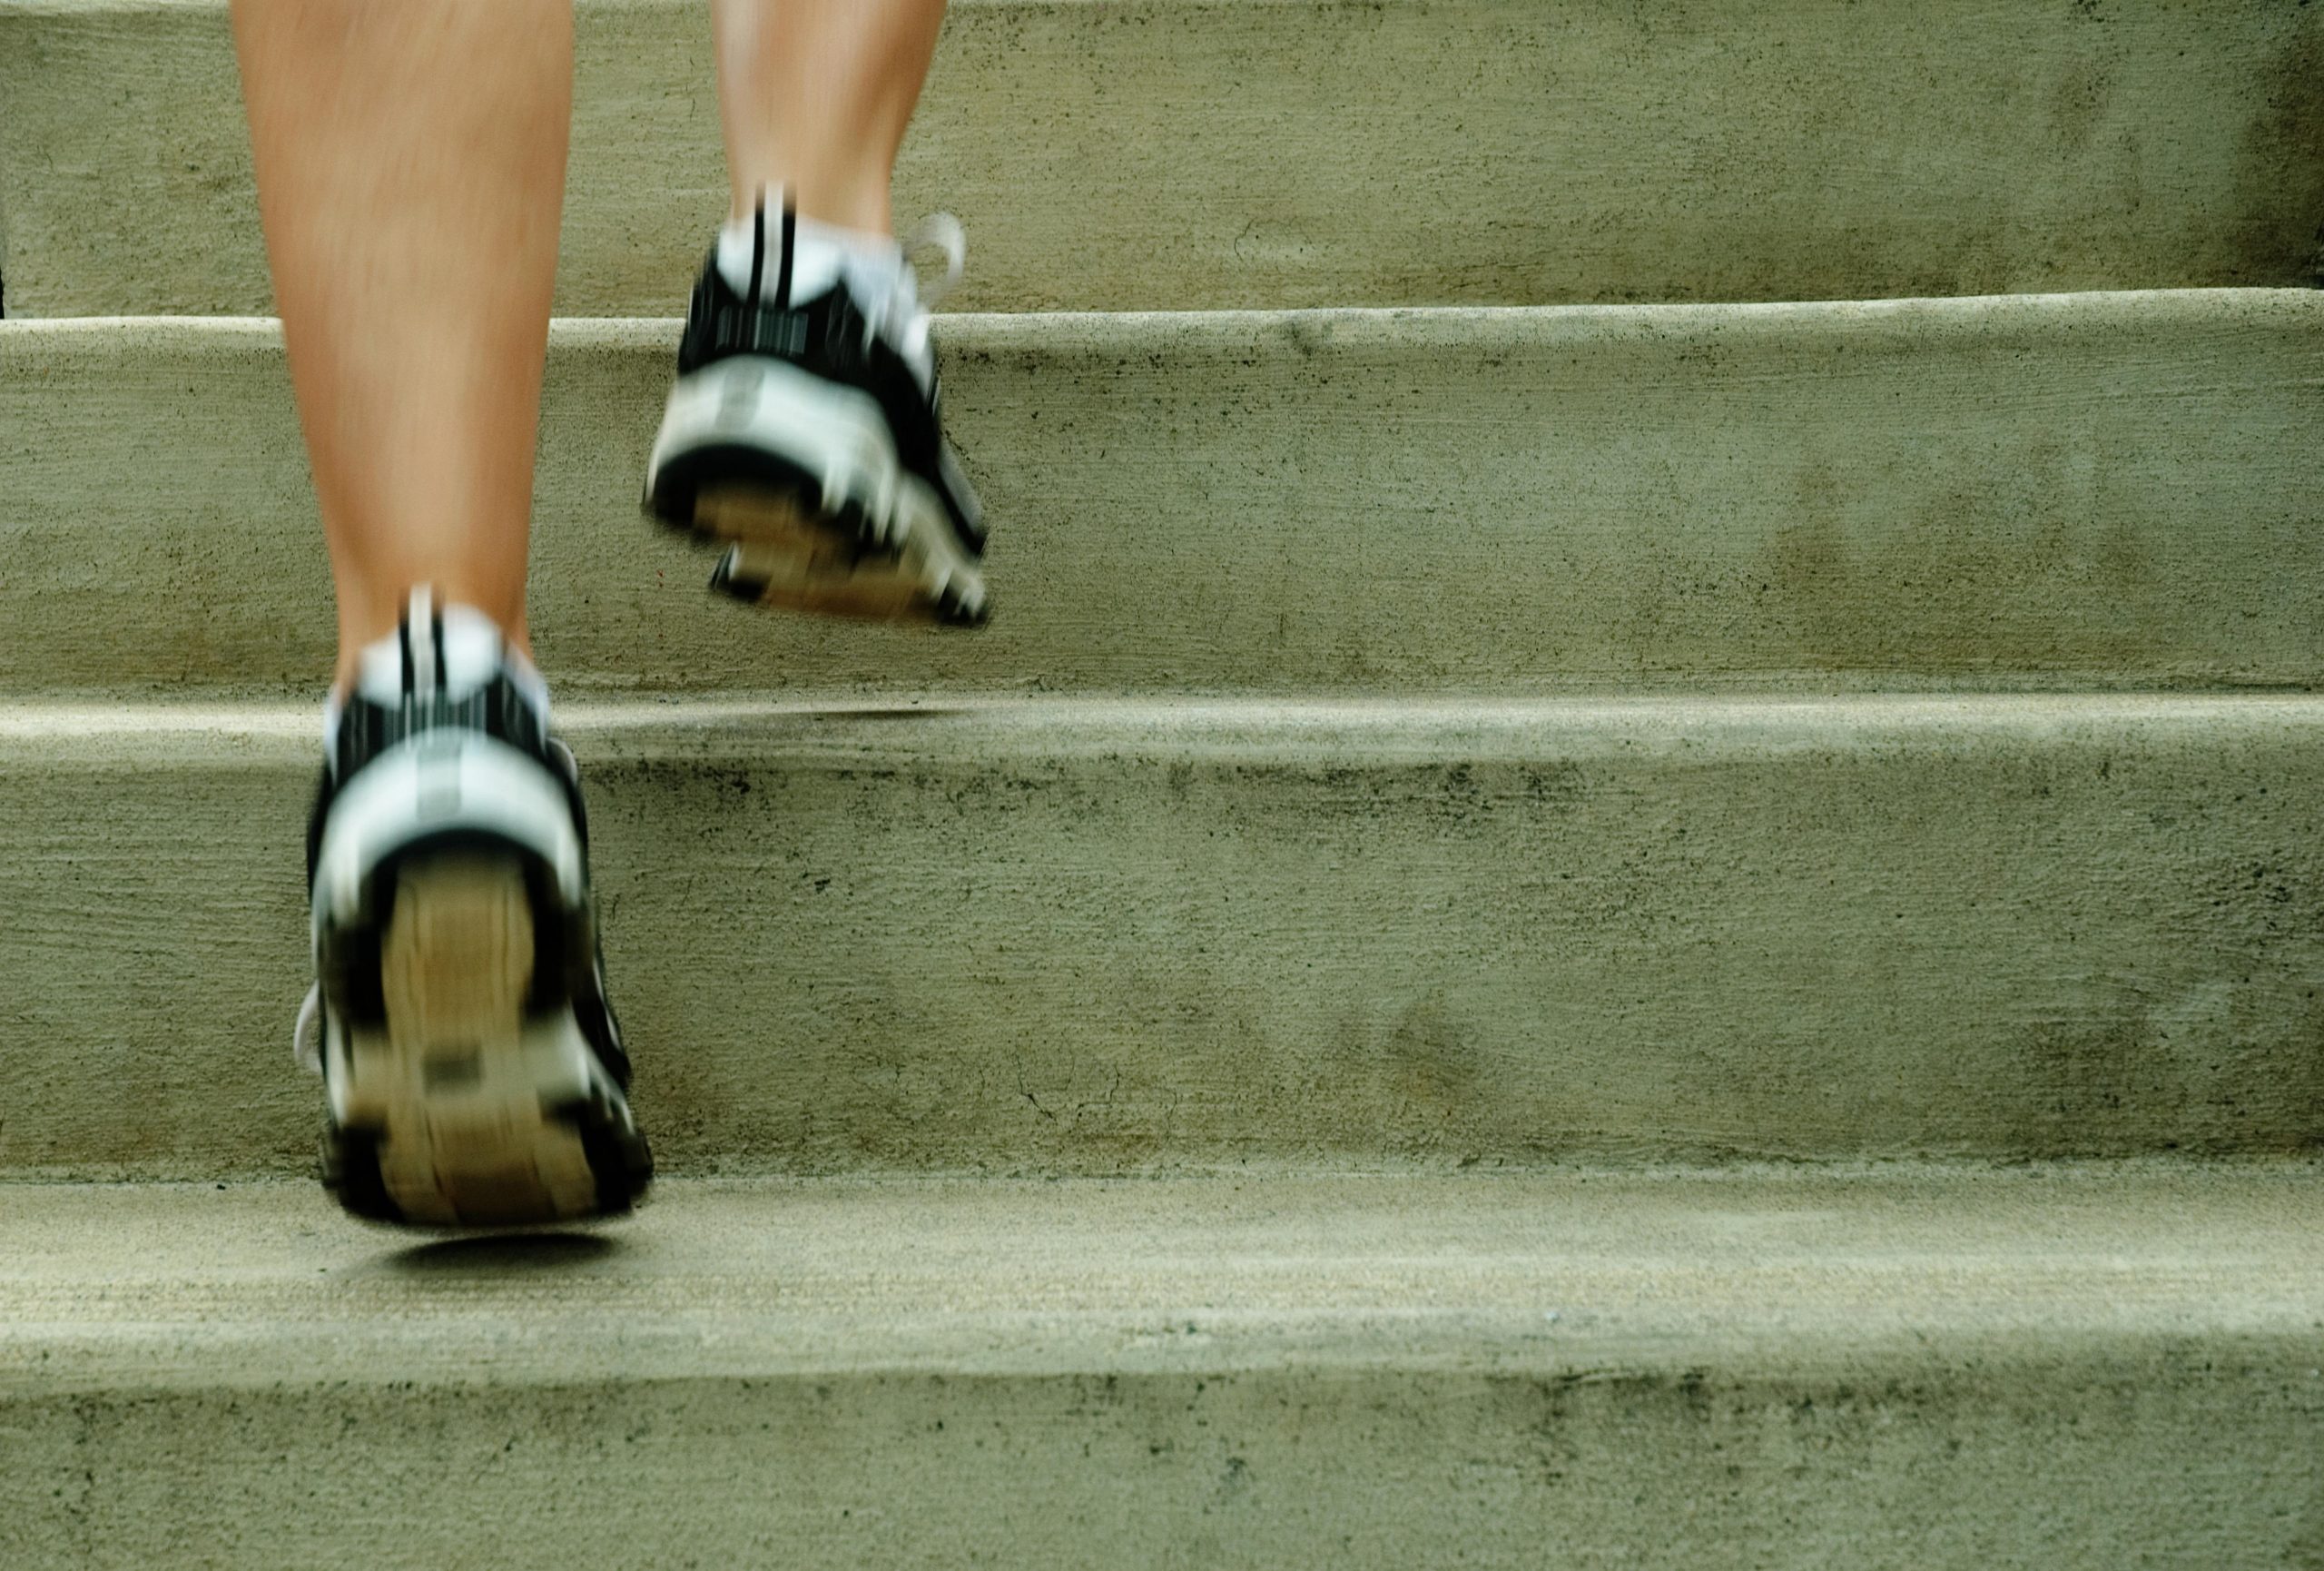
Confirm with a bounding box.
[382,1232,621,1275]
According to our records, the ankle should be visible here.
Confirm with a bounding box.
[729,163,892,238]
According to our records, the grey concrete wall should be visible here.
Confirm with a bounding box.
[1,291,2317,697]
[1,1,2318,317]
[4,694,2320,1177]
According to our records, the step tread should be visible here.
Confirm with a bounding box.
[7,1165,2320,1393]
[9,1166,2321,1569]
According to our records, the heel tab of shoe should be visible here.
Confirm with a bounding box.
[348,588,541,715]
[745,184,798,308]
[399,584,441,696]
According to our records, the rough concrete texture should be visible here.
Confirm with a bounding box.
[2,1,2319,318]
[2,291,2319,697]
[4,694,2322,1177]
[2,1168,2319,1568]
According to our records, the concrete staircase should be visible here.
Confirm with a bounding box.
[2,4,2320,1566]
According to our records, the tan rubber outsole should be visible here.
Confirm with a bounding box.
[696,482,936,621]
[359,856,600,1227]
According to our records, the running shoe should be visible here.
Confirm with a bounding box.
[642,195,990,626]
[295,588,653,1226]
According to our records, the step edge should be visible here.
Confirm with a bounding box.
[5,286,2318,352]
[5,689,2322,742]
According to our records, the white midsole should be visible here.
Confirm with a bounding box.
[892,470,981,603]
[648,357,903,537]
[310,733,586,934]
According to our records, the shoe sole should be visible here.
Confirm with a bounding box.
[321,851,651,1229]
[642,357,990,627]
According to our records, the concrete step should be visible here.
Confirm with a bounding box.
[4,291,2318,697]
[5,693,2321,1178]
[2,1,2318,318]
[4,1166,2319,1569]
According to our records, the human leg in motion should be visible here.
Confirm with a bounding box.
[714,0,947,235]
[236,0,566,684]
[236,0,650,1226]
[644,0,990,625]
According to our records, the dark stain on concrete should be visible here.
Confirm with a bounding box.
[1384,991,1482,1112]
[2229,18,2324,285]
[2048,48,2115,155]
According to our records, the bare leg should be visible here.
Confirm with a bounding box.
[714,0,948,235]
[232,0,571,686]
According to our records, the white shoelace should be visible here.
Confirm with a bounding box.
[892,212,968,383]
[293,982,324,1074]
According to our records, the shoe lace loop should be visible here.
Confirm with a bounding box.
[293,983,325,1075]
[901,212,968,309]
[891,212,967,383]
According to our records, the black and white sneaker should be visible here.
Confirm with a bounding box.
[642,196,990,626]
[294,588,652,1227]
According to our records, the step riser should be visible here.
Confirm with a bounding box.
[3,2,2319,317]
[6,699,2320,1176]
[7,1350,2315,1571]
[4,294,2319,697]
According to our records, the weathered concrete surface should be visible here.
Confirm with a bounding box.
[2,1168,2319,1569]
[3,694,2322,1177]
[2,291,2318,697]
[1,1,2319,318]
